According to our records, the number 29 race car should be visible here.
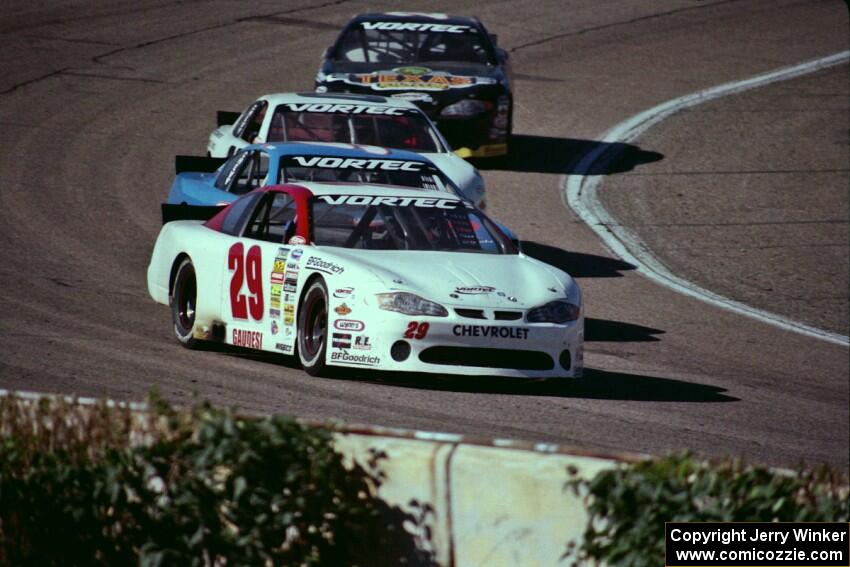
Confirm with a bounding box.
[147,184,584,378]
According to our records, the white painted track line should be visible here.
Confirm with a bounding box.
[564,51,850,347]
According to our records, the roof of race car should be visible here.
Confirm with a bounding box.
[349,12,482,27]
[242,141,438,164]
[255,91,419,109]
[260,182,464,200]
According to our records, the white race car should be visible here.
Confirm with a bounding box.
[206,92,486,207]
[148,183,583,378]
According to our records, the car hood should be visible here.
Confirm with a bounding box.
[320,248,577,309]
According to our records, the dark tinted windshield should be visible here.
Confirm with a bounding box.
[335,21,494,65]
[268,104,441,152]
[311,194,514,253]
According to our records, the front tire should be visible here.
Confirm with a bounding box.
[171,258,199,349]
[297,279,329,376]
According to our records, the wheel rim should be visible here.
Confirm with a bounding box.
[176,270,196,332]
[302,293,326,359]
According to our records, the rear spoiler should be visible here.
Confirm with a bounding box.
[161,203,225,225]
[217,110,241,127]
[175,155,226,174]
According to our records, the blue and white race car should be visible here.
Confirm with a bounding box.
[169,142,481,208]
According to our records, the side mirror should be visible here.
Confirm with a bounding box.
[496,47,509,63]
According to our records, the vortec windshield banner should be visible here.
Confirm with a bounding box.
[283,156,425,172]
[361,21,475,34]
[281,103,413,116]
[316,195,466,209]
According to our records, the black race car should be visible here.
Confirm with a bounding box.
[315,12,513,158]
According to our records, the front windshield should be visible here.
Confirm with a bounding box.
[311,194,514,254]
[268,105,441,152]
[279,155,453,193]
[334,22,494,65]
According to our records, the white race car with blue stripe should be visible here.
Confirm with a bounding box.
[206,92,487,207]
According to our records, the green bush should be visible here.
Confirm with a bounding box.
[565,453,849,567]
[0,395,433,566]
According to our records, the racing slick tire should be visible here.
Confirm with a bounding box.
[297,278,329,376]
[171,257,199,349]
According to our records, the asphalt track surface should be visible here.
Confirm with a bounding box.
[0,1,847,470]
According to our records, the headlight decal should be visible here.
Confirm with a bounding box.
[526,300,581,323]
[375,292,449,317]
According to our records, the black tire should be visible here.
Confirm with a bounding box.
[170,257,199,349]
[226,146,235,157]
[297,278,329,376]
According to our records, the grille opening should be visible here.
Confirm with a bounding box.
[494,311,522,321]
[455,308,487,319]
[419,347,554,371]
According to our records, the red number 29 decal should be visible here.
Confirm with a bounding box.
[228,243,264,320]
[404,321,430,340]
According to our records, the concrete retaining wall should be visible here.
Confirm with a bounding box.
[335,429,637,566]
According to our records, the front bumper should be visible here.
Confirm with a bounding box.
[325,307,584,378]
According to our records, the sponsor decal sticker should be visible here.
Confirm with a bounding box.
[288,235,306,245]
[455,286,495,295]
[391,92,434,104]
[306,256,345,275]
[275,342,293,353]
[360,21,472,33]
[334,303,352,316]
[232,329,263,349]
[284,304,295,325]
[395,66,430,76]
[354,335,372,350]
[334,287,354,299]
[271,320,279,335]
[332,332,351,349]
[357,72,476,92]
[316,195,466,209]
[334,319,365,332]
[291,249,303,260]
[282,103,409,116]
[453,325,529,339]
[404,321,430,339]
[330,351,380,366]
[286,156,424,172]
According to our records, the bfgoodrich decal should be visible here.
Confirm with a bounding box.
[306,256,345,275]
[331,351,380,366]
